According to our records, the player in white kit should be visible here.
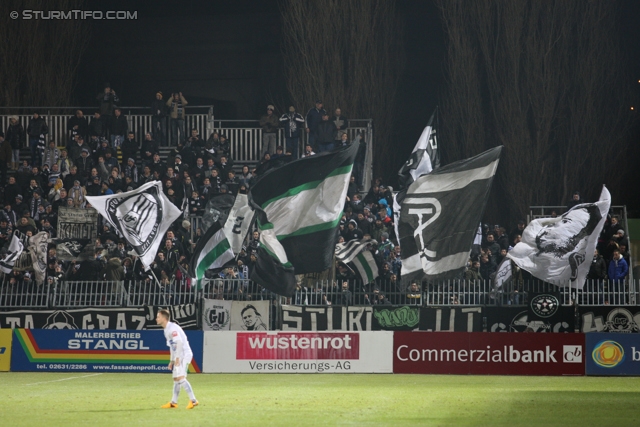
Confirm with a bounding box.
[156,308,199,409]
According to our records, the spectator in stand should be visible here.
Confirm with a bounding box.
[509,220,526,246]
[110,108,128,150]
[76,148,94,181]
[259,105,279,156]
[89,111,106,139]
[216,155,233,179]
[97,83,119,118]
[86,175,102,197]
[27,112,48,166]
[42,140,60,170]
[316,114,335,153]
[123,158,139,184]
[305,100,326,148]
[587,249,607,304]
[483,234,501,264]
[63,166,82,190]
[103,149,120,173]
[141,132,159,167]
[68,180,87,208]
[68,135,88,163]
[496,227,510,251]
[167,92,188,145]
[225,170,240,195]
[332,108,349,144]
[67,110,88,142]
[4,176,20,207]
[187,128,206,152]
[238,165,253,189]
[405,281,422,305]
[279,106,305,159]
[479,252,497,281]
[121,131,138,164]
[190,157,206,186]
[301,143,315,158]
[566,191,582,209]
[151,91,167,146]
[0,132,11,184]
[608,249,629,303]
[6,116,24,170]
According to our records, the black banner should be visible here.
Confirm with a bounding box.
[579,306,640,333]
[485,306,574,333]
[372,306,420,331]
[280,305,373,331]
[419,307,483,332]
[0,304,198,330]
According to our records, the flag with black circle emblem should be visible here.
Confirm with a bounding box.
[87,181,182,268]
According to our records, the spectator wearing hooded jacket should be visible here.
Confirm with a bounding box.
[280,106,305,159]
[316,114,335,153]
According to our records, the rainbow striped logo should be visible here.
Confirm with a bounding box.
[591,340,625,368]
[14,329,201,373]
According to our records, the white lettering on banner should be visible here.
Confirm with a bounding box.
[247,334,352,350]
[633,347,640,361]
[562,345,583,363]
[397,345,558,363]
[67,339,150,350]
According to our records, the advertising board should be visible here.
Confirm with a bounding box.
[11,329,203,373]
[394,332,584,375]
[0,329,12,371]
[203,331,392,373]
[585,333,640,376]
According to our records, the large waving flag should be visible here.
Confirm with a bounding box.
[189,220,235,281]
[399,146,502,282]
[507,186,610,289]
[249,142,359,295]
[87,181,182,268]
[222,193,255,254]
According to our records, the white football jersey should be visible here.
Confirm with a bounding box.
[164,321,193,357]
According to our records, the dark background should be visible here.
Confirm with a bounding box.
[66,0,640,214]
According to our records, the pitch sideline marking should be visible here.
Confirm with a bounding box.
[25,373,103,386]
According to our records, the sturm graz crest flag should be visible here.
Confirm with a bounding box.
[249,142,359,295]
[399,146,502,282]
[87,181,182,268]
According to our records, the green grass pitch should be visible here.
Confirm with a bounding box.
[1,372,639,426]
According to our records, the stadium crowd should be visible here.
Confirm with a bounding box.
[0,85,631,306]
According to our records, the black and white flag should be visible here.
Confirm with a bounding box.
[507,186,610,289]
[335,238,379,284]
[394,109,440,241]
[87,181,182,268]
[0,231,25,274]
[399,146,502,282]
[222,193,255,254]
[493,257,513,289]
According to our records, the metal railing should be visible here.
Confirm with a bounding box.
[2,277,636,309]
[3,110,373,191]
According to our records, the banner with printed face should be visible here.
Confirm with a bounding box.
[0,304,198,330]
[0,329,12,371]
[202,299,233,331]
[202,331,393,373]
[280,305,373,331]
[11,329,203,373]
[230,301,271,331]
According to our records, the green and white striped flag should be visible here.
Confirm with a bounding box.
[189,221,235,283]
[352,249,379,284]
[249,142,359,295]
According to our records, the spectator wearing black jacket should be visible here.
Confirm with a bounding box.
[6,116,24,170]
[27,113,48,167]
[305,100,326,148]
[316,114,335,153]
[67,110,89,142]
[89,112,106,138]
[121,131,138,164]
[109,108,128,150]
[151,91,167,146]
